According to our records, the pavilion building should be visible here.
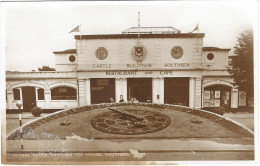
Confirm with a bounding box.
[6,26,246,112]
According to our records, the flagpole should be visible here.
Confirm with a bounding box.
[198,22,199,35]
[79,24,82,40]
[138,12,140,42]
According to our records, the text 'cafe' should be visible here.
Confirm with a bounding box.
[6,26,248,112]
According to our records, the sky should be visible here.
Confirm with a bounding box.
[1,1,257,71]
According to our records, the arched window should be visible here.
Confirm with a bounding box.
[13,88,20,100]
[37,88,45,100]
[51,86,77,100]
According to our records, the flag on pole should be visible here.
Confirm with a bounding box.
[191,23,199,33]
[138,12,140,40]
[70,25,80,33]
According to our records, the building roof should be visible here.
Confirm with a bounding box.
[74,33,205,40]
[203,47,231,51]
[53,49,76,54]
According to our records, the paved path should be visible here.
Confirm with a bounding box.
[6,138,254,152]
[4,138,254,162]
[6,113,50,119]
[224,113,254,131]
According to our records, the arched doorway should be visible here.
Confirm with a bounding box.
[203,85,231,108]
[21,86,37,111]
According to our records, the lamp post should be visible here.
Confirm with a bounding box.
[16,102,23,150]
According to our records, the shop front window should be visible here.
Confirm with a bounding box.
[51,86,77,100]
[203,85,231,108]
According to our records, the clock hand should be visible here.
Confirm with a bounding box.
[108,108,144,122]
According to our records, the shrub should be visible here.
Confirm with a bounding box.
[60,120,71,126]
[212,106,225,116]
[31,107,42,117]
[191,118,202,124]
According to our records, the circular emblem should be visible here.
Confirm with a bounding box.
[132,44,146,61]
[207,53,214,60]
[171,46,184,59]
[91,108,171,135]
[96,47,108,60]
[69,55,75,62]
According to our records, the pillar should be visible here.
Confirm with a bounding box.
[78,79,86,106]
[7,90,13,109]
[195,77,202,108]
[85,78,91,105]
[231,88,238,108]
[152,77,164,104]
[115,78,127,102]
[45,90,51,109]
[189,77,195,108]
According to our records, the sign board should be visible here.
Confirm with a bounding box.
[204,91,210,100]
[204,99,210,107]
[209,99,215,107]
[215,99,220,107]
[215,90,220,99]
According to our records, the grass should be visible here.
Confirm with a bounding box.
[16,105,247,140]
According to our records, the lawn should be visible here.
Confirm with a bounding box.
[13,105,247,140]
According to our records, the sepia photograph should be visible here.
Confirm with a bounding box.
[0,0,258,165]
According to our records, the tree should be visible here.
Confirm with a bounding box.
[38,66,56,71]
[228,30,253,97]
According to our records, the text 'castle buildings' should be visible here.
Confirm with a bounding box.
[6,26,247,111]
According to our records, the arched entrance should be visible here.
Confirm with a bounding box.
[21,86,37,111]
[203,85,231,108]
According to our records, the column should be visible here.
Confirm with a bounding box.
[189,77,195,108]
[231,88,238,108]
[85,78,91,105]
[159,78,164,104]
[42,83,51,109]
[115,78,127,102]
[78,79,86,106]
[7,90,13,109]
[195,77,202,108]
[45,89,51,109]
[152,77,164,104]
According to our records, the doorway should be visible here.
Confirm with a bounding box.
[203,85,231,108]
[90,78,115,104]
[164,78,189,106]
[22,86,36,111]
[127,78,152,102]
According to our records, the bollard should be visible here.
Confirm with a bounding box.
[19,113,23,150]
[16,102,23,150]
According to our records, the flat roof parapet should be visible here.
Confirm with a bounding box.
[75,33,205,40]
[6,71,77,79]
[203,47,231,51]
[53,49,76,54]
